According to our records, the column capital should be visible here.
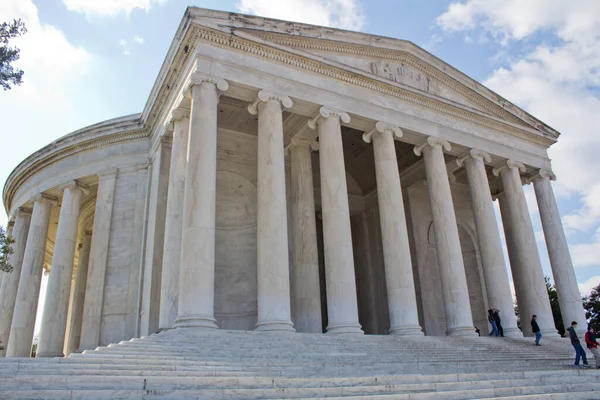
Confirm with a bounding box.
[247,90,293,115]
[184,73,229,98]
[533,168,557,181]
[11,206,32,220]
[307,106,351,129]
[58,180,90,196]
[413,136,451,156]
[166,107,190,132]
[32,193,58,206]
[285,135,319,155]
[493,159,526,177]
[363,121,403,143]
[456,149,491,167]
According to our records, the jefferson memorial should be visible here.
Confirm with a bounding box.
[0,7,587,363]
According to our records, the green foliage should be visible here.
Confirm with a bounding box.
[545,276,565,336]
[0,225,15,273]
[0,19,27,90]
[583,282,600,332]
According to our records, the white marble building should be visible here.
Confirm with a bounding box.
[0,7,587,358]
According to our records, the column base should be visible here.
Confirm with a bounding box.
[326,323,364,335]
[174,314,218,329]
[389,325,424,336]
[36,352,65,358]
[446,326,478,337]
[255,320,296,332]
[502,327,523,338]
[540,328,561,338]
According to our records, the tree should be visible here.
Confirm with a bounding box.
[1,19,27,90]
[545,276,565,336]
[583,282,600,333]
[0,225,15,273]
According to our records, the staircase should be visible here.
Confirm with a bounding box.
[1,329,599,399]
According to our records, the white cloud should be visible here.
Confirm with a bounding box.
[119,35,145,56]
[579,275,600,296]
[0,1,92,108]
[63,0,168,18]
[436,1,600,272]
[236,0,364,31]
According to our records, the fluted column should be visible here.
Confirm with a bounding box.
[159,108,190,330]
[66,231,92,355]
[0,209,32,357]
[288,135,322,333]
[175,75,228,329]
[457,150,521,337]
[79,170,117,350]
[308,106,363,335]
[414,137,475,336]
[363,122,422,336]
[248,91,295,331]
[6,194,56,357]
[533,170,587,334]
[494,160,557,337]
[38,182,86,357]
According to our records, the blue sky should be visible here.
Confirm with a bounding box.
[1,0,599,304]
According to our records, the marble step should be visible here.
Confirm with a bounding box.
[1,373,597,391]
[2,381,599,400]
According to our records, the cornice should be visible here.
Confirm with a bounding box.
[3,116,148,212]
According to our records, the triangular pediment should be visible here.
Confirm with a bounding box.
[174,8,560,141]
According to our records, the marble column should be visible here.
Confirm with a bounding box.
[248,91,295,331]
[288,136,322,333]
[533,170,587,333]
[79,170,117,350]
[159,108,189,330]
[0,208,32,357]
[175,76,228,329]
[308,106,363,335]
[6,194,56,357]
[414,137,475,336]
[363,122,422,336]
[66,231,92,355]
[457,150,521,337]
[38,182,86,357]
[494,160,557,337]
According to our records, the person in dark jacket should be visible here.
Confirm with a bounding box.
[531,315,541,345]
[488,309,499,337]
[584,326,599,369]
[493,309,503,337]
[567,321,590,368]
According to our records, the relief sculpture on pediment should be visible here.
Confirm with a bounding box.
[369,60,469,107]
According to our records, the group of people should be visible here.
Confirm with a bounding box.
[487,308,503,337]
[483,311,600,369]
[531,316,599,369]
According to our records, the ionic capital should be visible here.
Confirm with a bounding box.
[362,121,403,143]
[247,90,293,115]
[284,135,319,155]
[456,149,491,167]
[492,159,526,177]
[307,106,351,129]
[183,73,229,98]
[58,180,90,196]
[536,169,557,181]
[166,107,190,132]
[32,193,59,206]
[413,136,451,156]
